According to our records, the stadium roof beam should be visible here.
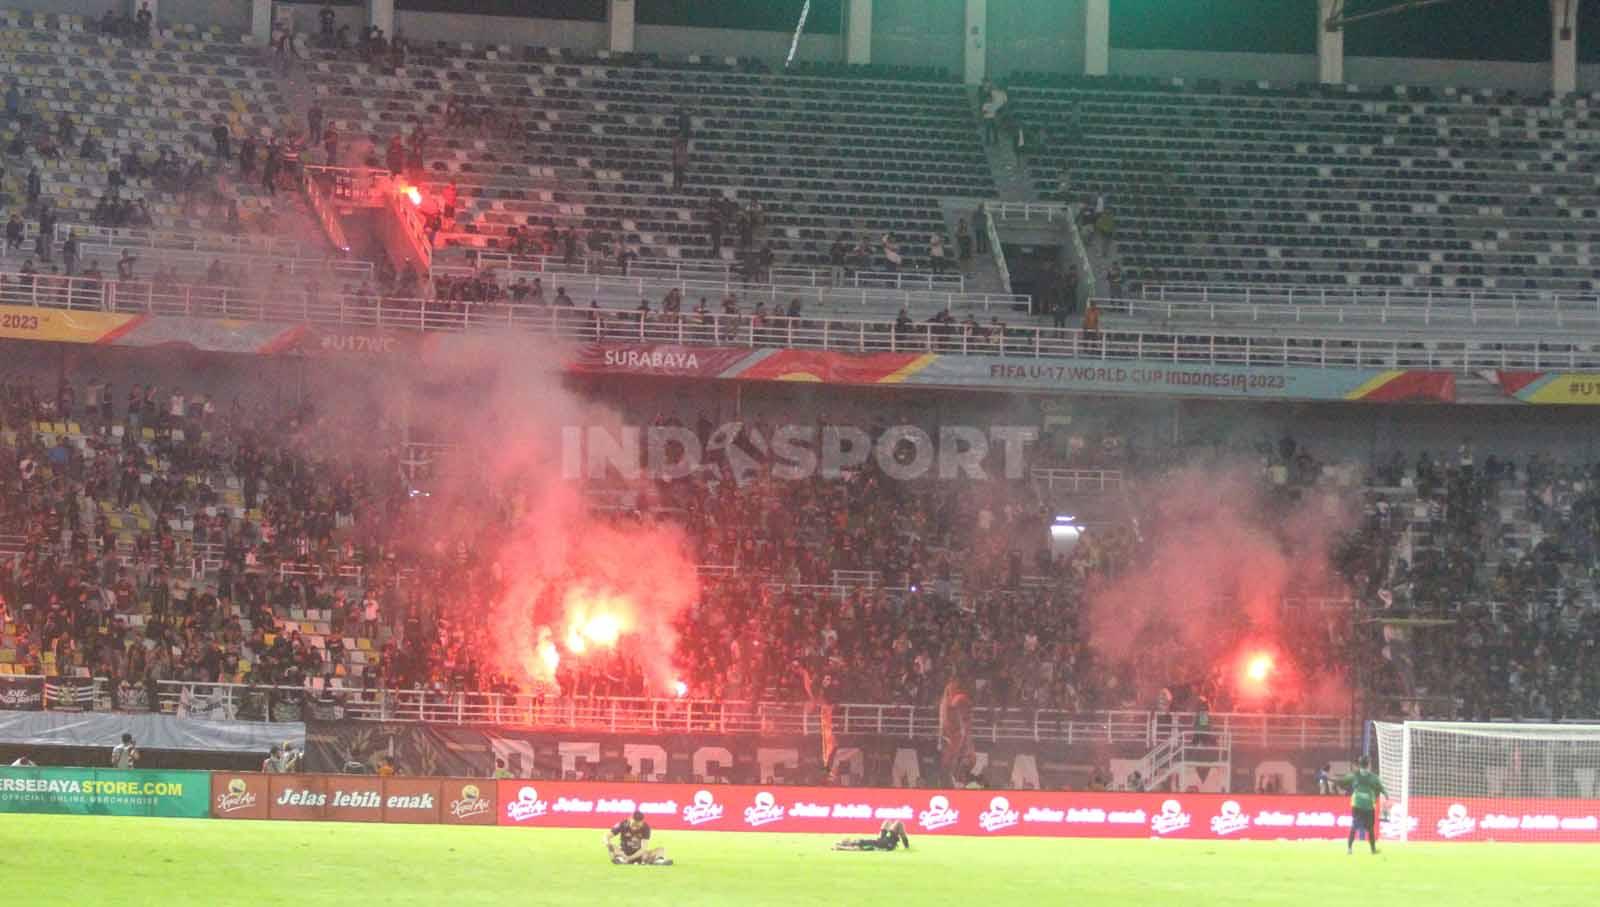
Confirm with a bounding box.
[1322,0,1469,31]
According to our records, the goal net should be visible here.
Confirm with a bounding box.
[1373,721,1600,843]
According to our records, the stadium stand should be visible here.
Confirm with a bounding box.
[0,10,328,261]
[2,365,1597,727]
[1006,74,1600,294]
[306,41,994,275]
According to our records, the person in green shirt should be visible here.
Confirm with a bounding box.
[1340,756,1386,855]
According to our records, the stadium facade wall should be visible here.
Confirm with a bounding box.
[632,25,842,65]
[871,0,965,74]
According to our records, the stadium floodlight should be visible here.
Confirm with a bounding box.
[1374,721,1600,843]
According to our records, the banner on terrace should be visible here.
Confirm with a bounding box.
[571,344,1458,403]
[1492,371,1600,404]
[0,676,43,711]
[302,720,1343,793]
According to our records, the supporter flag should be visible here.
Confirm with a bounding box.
[939,678,975,785]
[43,676,98,711]
[0,676,44,711]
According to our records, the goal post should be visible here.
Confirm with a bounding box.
[1373,721,1600,843]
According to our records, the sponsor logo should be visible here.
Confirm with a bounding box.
[1435,803,1477,840]
[450,784,490,820]
[1209,800,1250,836]
[682,790,725,826]
[506,786,548,822]
[918,795,960,832]
[1151,799,1191,836]
[1379,803,1417,840]
[978,796,1020,833]
[742,791,786,828]
[215,777,257,814]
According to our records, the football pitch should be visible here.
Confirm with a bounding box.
[4,815,1598,906]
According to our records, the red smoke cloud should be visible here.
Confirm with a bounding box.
[391,337,702,696]
[1087,466,1355,710]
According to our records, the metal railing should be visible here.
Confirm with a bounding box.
[1132,282,1600,330]
[4,270,1600,371]
[143,681,1354,747]
[301,164,397,207]
[1064,203,1097,311]
[469,252,1001,312]
[1031,468,1124,494]
[1110,294,1600,332]
[49,223,315,260]
[76,242,373,282]
[983,204,1013,296]
[302,166,352,254]
[991,201,1072,223]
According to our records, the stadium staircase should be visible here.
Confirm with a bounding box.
[1131,729,1234,793]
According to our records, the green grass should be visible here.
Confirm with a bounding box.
[3,815,1599,906]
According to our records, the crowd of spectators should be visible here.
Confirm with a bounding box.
[2,366,1599,725]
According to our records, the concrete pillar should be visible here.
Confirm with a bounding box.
[963,0,986,85]
[1552,0,1577,96]
[1318,0,1344,85]
[250,0,272,46]
[1083,0,1108,77]
[367,0,394,36]
[846,0,872,66]
[609,0,636,54]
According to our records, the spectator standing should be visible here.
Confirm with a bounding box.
[62,229,79,276]
[671,136,688,190]
[319,2,336,47]
[211,120,230,159]
[928,233,948,275]
[111,733,139,768]
[308,103,324,144]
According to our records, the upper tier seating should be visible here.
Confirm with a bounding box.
[1008,74,1600,294]
[308,44,994,270]
[0,10,322,242]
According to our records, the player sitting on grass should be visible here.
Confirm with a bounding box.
[606,809,671,865]
[833,820,911,851]
[1340,756,1386,856]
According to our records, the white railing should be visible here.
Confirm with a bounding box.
[1133,282,1600,328]
[1031,468,1124,494]
[4,270,1600,371]
[50,223,315,260]
[75,242,373,282]
[301,164,399,206]
[469,252,1000,312]
[142,681,1354,747]
[991,201,1072,223]
[476,252,964,293]
[302,166,352,254]
[1064,203,1097,310]
[1110,294,1600,332]
[983,204,1013,296]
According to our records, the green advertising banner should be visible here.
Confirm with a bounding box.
[0,767,210,818]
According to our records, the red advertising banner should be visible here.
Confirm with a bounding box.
[495,782,1380,841]
[1403,797,1600,843]
[570,344,753,378]
[210,774,496,825]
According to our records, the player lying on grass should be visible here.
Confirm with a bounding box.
[833,820,912,851]
[606,809,672,865]
[1340,756,1387,856]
